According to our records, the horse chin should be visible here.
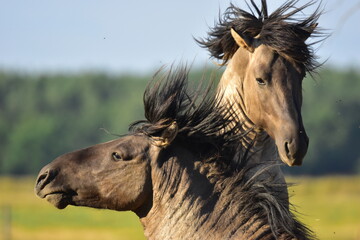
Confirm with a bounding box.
[279,152,303,167]
[45,193,72,209]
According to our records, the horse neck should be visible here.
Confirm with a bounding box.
[138,145,281,240]
[218,49,277,162]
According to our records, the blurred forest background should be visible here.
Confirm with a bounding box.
[0,66,359,176]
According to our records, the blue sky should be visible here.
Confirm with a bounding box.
[0,0,359,73]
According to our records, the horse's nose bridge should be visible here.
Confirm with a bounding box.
[277,88,305,135]
[281,113,308,144]
[287,80,305,130]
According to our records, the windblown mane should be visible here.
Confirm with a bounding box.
[196,0,324,72]
[130,65,247,169]
[216,166,315,239]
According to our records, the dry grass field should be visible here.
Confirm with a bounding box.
[1,176,359,240]
[288,176,360,240]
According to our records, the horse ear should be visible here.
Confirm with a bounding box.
[152,121,178,148]
[230,28,255,53]
[302,23,318,41]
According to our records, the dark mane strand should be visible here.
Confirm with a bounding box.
[129,65,245,167]
[196,0,325,72]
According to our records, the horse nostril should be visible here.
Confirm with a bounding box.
[36,168,57,191]
[36,172,47,185]
[284,141,290,157]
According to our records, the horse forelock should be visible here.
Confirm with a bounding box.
[196,0,326,73]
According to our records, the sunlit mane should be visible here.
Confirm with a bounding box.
[196,0,325,72]
[129,65,247,168]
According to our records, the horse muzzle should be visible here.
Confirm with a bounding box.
[277,130,309,166]
[35,165,76,209]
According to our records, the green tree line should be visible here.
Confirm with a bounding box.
[0,68,359,175]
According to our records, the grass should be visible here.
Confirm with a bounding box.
[0,176,359,240]
[287,176,360,240]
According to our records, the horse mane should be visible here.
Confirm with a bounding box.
[129,65,247,169]
[196,0,324,73]
[218,164,316,239]
[130,65,315,239]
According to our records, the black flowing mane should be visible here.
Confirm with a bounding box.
[130,65,247,170]
[197,0,324,72]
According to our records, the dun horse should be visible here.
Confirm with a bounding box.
[197,0,323,184]
[36,66,314,239]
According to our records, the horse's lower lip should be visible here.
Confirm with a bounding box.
[44,191,75,209]
[44,191,65,198]
[284,159,297,166]
[280,155,302,166]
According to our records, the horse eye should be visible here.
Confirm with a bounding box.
[256,78,266,85]
[112,152,122,161]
